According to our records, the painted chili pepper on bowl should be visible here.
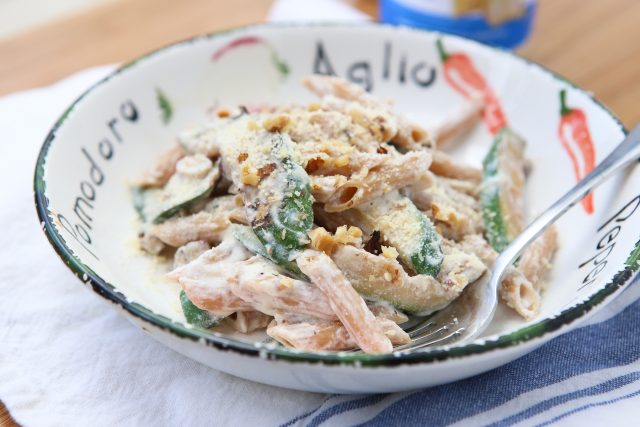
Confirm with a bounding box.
[212,36,289,78]
[558,89,596,214]
[436,38,507,135]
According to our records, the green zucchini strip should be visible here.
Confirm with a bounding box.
[352,191,443,277]
[244,133,314,274]
[480,128,526,252]
[179,290,221,328]
[135,157,220,224]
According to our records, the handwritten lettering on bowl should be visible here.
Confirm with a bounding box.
[55,100,140,261]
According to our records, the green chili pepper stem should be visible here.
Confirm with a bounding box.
[559,89,572,117]
[436,38,450,63]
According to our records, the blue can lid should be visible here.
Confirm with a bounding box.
[380,0,537,49]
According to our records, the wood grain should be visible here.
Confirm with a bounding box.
[519,0,640,128]
[0,0,274,95]
[1,0,639,425]
[0,402,15,427]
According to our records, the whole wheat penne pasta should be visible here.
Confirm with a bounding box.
[323,151,433,212]
[151,196,246,247]
[226,311,273,333]
[498,228,558,319]
[297,249,393,354]
[229,257,337,320]
[169,239,254,316]
[282,109,393,154]
[367,301,409,324]
[515,226,558,292]
[499,272,540,320]
[177,120,227,157]
[303,75,438,151]
[457,230,557,320]
[267,317,410,352]
[438,244,487,289]
[431,150,482,182]
[173,240,210,268]
[327,244,484,316]
[457,234,498,265]
[138,230,165,255]
[438,176,480,198]
[404,174,483,241]
[392,119,436,151]
[303,75,369,102]
[138,144,185,188]
[430,96,483,147]
[304,150,386,178]
[151,211,230,247]
[310,175,349,203]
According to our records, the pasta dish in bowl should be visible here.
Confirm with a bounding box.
[134,75,557,354]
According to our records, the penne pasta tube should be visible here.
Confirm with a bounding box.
[286,109,392,154]
[151,211,230,247]
[430,96,483,147]
[267,317,410,352]
[297,249,393,354]
[169,239,254,316]
[457,230,558,320]
[404,174,483,241]
[310,175,348,203]
[515,226,558,293]
[229,257,337,321]
[431,150,482,182]
[138,143,185,188]
[499,271,540,320]
[303,75,440,152]
[323,151,433,212]
[226,311,273,333]
[367,301,409,324]
[151,195,246,247]
[328,244,485,316]
[438,176,480,198]
[173,240,210,268]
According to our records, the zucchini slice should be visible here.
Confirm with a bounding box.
[135,156,220,224]
[179,290,221,328]
[480,128,526,252]
[231,224,270,259]
[354,191,443,277]
[231,224,310,281]
[245,133,314,274]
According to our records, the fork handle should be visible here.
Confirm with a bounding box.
[493,123,640,280]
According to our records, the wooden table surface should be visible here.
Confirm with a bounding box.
[2,0,639,424]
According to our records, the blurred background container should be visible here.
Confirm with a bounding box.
[380,0,537,48]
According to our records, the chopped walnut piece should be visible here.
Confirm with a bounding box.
[263,114,291,132]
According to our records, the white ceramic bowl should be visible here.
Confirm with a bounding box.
[35,23,640,393]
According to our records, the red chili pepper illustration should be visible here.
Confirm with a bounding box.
[212,36,289,77]
[436,39,507,135]
[558,89,596,214]
[212,36,263,61]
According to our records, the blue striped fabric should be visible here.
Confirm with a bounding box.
[280,284,640,427]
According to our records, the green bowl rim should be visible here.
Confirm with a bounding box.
[33,22,639,367]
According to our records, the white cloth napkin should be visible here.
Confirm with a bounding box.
[0,65,327,427]
[3,2,640,427]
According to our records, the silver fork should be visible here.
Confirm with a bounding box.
[394,124,640,352]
